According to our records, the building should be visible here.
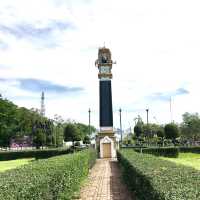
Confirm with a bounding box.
[95,47,118,158]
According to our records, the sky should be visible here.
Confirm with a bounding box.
[0,0,200,130]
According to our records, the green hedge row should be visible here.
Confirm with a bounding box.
[0,148,73,161]
[179,146,200,154]
[0,148,97,200]
[117,149,200,200]
[134,147,179,158]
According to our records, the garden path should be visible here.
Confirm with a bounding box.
[78,159,133,200]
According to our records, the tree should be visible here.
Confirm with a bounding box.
[83,135,91,144]
[180,112,200,142]
[164,123,180,143]
[64,123,81,145]
[33,128,46,149]
[0,96,95,149]
[0,98,18,147]
[76,123,96,140]
[134,125,143,138]
[156,128,165,146]
[143,123,161,138]
[157,129,165,138]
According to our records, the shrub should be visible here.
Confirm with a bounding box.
[74,141,81,146]
[117,149,200,200]
[134,125,143,137]
[0,148,96,200]
[122,147,179,158]
[134,147,179,158]
[0,148,73,161]
[156,129,165,138]
[164,123,180,140]
[83,136,91,144]
[179,146,200,154]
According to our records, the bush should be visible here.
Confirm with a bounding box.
[74,141,81,146]
[0,148,97,200]
[164,123,180,140]
[0,148,73,161]
[134,147,179,158]
[134,125,143,137]
[117,149,200,200]
[179,146,200,153]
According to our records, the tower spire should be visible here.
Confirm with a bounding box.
[40,91,45,117]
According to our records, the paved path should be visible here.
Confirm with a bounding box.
[78,159,133,200]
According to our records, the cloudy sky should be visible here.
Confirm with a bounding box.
[0,0,200,130]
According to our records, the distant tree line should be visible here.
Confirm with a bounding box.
[123,113,200,147]
[0,96,96,149]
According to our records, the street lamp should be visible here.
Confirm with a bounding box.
[119,108,122,143]
[146,109,149,125]
[88,108,91,135]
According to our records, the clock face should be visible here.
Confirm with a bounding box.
[101,54,107,63]
[100,66,110,73]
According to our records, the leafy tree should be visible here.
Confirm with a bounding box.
[0,96,95,149]
[0,98,18,147]
[52,115,64,147]
[134,115,144,126]
[134,125,143,138]
[76,123,96,140]
[157,129,165,138]
[164,123,180,143]
[33,129,46,149]
[64,123,81,146]
[83,135,91,144]
[180,112,200,141]
[156,128,165,146]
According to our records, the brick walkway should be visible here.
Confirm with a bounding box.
[78,159,133,200]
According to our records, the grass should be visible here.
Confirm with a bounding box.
[161,153,200,170]
[0,158,34,172]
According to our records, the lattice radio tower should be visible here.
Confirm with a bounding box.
[40,91,45,117]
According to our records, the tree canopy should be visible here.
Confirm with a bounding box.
[64,123,81,143]
[0,97,63,148]
[180,112,200,140]
[164,123,180,140]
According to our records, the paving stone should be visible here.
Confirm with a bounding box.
[78,159,133,200]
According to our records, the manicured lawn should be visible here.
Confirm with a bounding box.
[0,158,34,172]
[161,153,200,170]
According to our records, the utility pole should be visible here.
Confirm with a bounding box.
[170,97,173,123]
[119,108,122,143]
[88,108,91,135]
[146,109,149,125]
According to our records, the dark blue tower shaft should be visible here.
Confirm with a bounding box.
[99,80,113,127]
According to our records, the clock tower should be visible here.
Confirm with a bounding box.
[95,47,117,158]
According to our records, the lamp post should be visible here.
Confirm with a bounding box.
[88,108,91,135]
[119,108,122,143]
[146,109,149,125]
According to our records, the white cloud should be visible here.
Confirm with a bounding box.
[1,0,200,129]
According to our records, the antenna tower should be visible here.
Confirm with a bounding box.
[40,91,45,117]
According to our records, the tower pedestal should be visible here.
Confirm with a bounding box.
[96,131,117,158]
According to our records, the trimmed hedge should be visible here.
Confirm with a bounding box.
[134,147,179,158]
[0,148,96,200]
[0,148,73,161]
[118,149,200,200]
[179,146,200,154]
